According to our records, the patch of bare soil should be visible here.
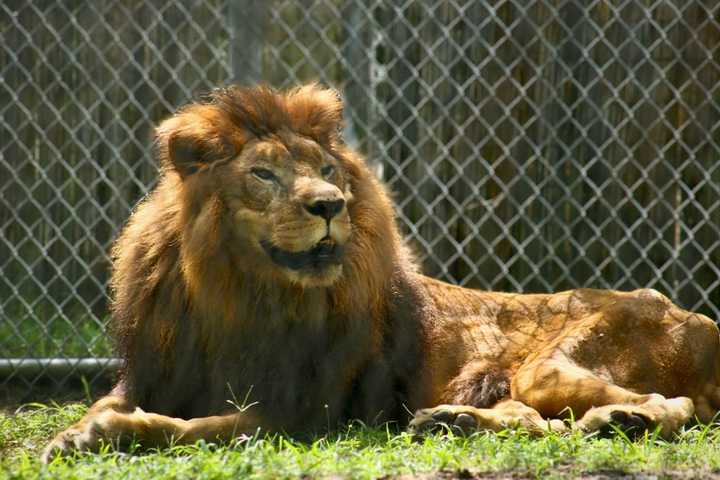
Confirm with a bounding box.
[382,467,720,479]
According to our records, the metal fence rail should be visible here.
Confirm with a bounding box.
[1,0,719,395]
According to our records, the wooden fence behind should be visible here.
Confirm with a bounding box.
[1,0,718,363]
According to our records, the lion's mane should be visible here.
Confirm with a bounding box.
[108,85,428,430]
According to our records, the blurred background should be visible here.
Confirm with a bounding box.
[1,0,719,399]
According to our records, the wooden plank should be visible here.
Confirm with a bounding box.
[230,0,267,85]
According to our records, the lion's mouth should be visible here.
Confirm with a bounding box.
[260,238,344,272]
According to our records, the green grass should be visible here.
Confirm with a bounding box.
[3,404,720,479]
[0,316,111,358]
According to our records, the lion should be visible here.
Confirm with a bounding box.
[43,83,720,462]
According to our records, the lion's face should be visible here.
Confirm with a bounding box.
[215,132,352,286]
[155,84,372,288]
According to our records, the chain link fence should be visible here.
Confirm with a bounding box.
[2,0,719,397]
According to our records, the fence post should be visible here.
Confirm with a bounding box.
[341,1,381,176]
[229,0,267,85]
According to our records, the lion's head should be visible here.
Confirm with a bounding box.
[235,133,353,286]
[153,85,372,288]
[143,83,405,305]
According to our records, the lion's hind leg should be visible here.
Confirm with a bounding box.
[512,358,695,439]
[410,368,694,439]
[576,395,694,438]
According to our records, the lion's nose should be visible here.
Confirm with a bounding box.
[304,198,345,221]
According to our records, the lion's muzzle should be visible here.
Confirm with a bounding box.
[304,198,345,222]
[261,238,345,272]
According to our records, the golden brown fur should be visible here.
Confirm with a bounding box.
[44,84,720,461]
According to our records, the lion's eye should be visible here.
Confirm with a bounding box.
[320,165,335,178]
[252,168,276,181]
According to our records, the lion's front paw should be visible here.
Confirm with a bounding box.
[408,405,479,436]
[41,411,135,463]
[577,405,655,439]
[41,428,84,464]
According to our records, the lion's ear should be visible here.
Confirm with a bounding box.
[286,84,344,145]
[166,133,234,177]
[156,113,236,177]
